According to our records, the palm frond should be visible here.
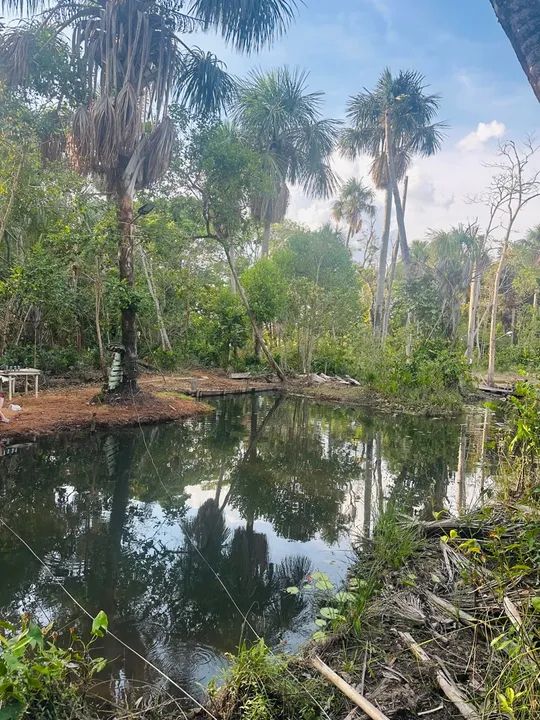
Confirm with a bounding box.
[143,117,176,186]
[188,0,299,53]
[342,68,445,188]
[0,24,39,86]
[177,47,236,115]
[235,65,338,203]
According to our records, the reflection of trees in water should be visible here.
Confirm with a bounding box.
[228,396,359,543]
[0,394,490,685]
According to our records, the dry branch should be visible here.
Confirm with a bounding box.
[398,631,481,720]
[424,590,477,626]
[311,655,390,720]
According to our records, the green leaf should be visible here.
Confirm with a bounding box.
[531,596,540,611]
[91,610,109,637]
[27,623,43,649]
[314,618,327,628]
[0,701,24,720]
[315,576,334,591]
[312,630,327,643]
[285,586,299,595]
[334,591,356,604]
[319,607,341,620]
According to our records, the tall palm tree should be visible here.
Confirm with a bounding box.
[490,0,540,103]
[234,67,339,256]
[341,69,444,335]
[0,0,299,391]
[331,177,376,250]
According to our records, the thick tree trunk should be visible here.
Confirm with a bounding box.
[487,240,510,386]
[465,259,481,365]
[373,185,392,335]
[381,176,408,341]
[117,191,138,389]
[223,245,286,381]
[261,220,271,257]
[137,242,172,352]
[490,0,540,103]
[385,113,410,271]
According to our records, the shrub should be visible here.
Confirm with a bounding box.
[0,612,108,719]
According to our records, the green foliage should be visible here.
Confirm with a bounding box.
[191,286,249,367]
[502,382,540,494]
[371,505,421,570]
[222,639,328,720]
[0,614,107,719]
[242,258,287,324]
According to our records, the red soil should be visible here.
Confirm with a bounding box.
[0,370,282,442]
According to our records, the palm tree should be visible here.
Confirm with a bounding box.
[234,67,339,256]
[0,0,299,391]
[331,178,376,250]
[489,0,540,103]
[341,69,444,334]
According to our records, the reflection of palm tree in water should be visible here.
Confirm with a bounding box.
[178,496,311,648]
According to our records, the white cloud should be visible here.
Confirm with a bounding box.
[457,120,506,151]
[287,138,540,244]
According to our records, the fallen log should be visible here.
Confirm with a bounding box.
[311,655,390,720]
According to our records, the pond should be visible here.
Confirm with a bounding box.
[0,394,494,702]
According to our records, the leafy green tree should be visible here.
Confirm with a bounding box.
[234,66,339,256]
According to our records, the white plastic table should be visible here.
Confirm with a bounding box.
[2,369,41,401]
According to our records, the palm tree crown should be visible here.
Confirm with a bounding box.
[331,178,375,248]
[234,66,339,252]
[340,68,445,189]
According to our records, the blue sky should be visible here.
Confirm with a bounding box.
[197,0,539,138]
[195,0,540,240]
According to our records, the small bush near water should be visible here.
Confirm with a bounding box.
[0,612,108,720]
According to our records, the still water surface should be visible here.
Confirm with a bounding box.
[0,394,493,699]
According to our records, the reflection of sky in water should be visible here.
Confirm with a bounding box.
[0,395,493,700]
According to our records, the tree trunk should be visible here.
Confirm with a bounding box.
[382,176,408,341]
[465,258,481,365]
[223,244,286,381]
[261,219,271,257]
[94,260,107,378]
[137,242,172,352]
[487,240,509,386]
[385,112,410,271]
[117,191,138,389]
[373,185,392,335]
[490,0,540,103]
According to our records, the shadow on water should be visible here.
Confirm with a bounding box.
[0,394,495,699]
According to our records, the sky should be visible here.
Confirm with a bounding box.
[193,0,540,246]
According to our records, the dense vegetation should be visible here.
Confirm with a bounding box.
[0,1,538,409]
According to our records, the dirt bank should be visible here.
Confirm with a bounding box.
[0,382,205,442]
[288,378,465,417]
[0,370,285,442]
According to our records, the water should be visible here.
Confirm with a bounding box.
[0,394,493,700]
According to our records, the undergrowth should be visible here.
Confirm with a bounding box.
[0,611,109,720]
